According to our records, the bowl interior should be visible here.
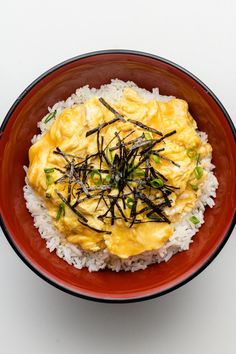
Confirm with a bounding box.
[0,52,235,301]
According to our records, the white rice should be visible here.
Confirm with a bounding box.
[24,79,218,272]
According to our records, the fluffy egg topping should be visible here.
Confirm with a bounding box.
[27,88,212,258]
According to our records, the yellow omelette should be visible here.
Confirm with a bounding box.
[27,88,212,258]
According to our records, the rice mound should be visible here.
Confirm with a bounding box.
[24,79,218,272]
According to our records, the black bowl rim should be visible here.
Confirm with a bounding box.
[0,49,235,303]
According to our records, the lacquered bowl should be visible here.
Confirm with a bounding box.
[0,50,235,303]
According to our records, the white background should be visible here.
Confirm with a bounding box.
[0,1,235,353]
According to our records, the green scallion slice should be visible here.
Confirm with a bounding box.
[194,166,203,180]
[150,178,164,188]
[150,154,160,164]
[196,153,200,166]
[44,168,55,174]
[90,169,102,186]
[46,174,54,186]
[56,203,65,221]
[190,184,198,191]
[44,111,57,124]
[186,148,198,160]
[105,148,113,163]
[103,175,111,184]
[189,215,200,224]
[132,168,145,177]
[126,197,134,209]
[147,213,162,220]
[144,132,153,140]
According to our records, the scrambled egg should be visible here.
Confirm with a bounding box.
[27,88,212,258]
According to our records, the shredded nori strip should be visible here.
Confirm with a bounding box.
[99,97,126,122]
[164,184,180,190]
[86,98,125,137]
[76,180,90,196]
[77,218,112,234]
[150,166,168,181]
[103,131,121,151]
[140,130,177,156]
[162,130,177,139]
[55,189,88,222]
[85,117,121,137]
[94,192,105,212]
[128,119,163,136]
[139,141,159,155]
[114,199,128,222]
[129,189,138,227]
[151,152,181,167]
[67,160,75,203]
[54,150,83,159]
[54,147,71,164]
[127,139,155,152]
[110,134,143,151]
[137,192,170,223]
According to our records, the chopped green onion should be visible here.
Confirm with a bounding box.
[105,148,113,163]
[196,153,200,166]
[44,111,57,124]
[45,192,51,198]
[103,175,111,184]
[150,178,164,188]
[44,168,55,174]
[190,184,198,191]
[132,168,145,177]
[127,166,134,174]
[46,175,54,186]
[56,203,65,221]
[194,166,203,180]
[189,215,200,224]
[144,132,153,140]
[147,213,162,220]
[126,197,134,209]
[150,154,160,164]
[187,148,198,160]
[90,169,102,186]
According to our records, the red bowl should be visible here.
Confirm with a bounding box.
[0,50,235,303]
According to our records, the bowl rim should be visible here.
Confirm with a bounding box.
[0,49,235,303]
